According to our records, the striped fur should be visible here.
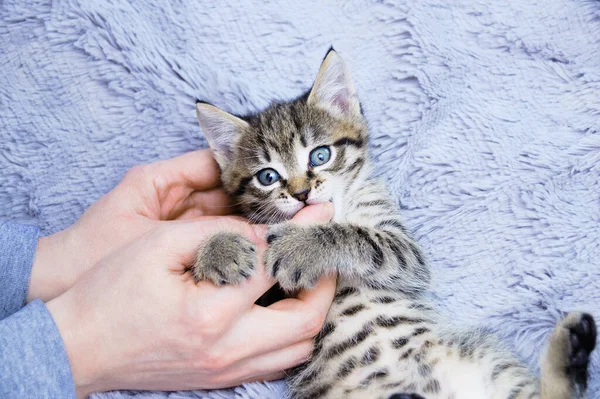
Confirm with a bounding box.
[194,50,596,399]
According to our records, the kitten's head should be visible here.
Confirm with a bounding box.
[196,49,370,223]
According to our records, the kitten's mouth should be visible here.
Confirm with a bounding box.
[285,202,306,218]
[281,198,334,221]
[286,197,333,219]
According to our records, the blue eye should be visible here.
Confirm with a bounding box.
[256,168,280,186]
[309,146,331,167]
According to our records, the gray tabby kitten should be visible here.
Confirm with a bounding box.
[193,50,596,399]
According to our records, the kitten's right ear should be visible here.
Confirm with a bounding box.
[195,101,249,168]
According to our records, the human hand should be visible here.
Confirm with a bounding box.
[29,150,230,302]
[47,203,336,398]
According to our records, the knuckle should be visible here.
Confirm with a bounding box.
[301,309,327,338]
[293,341,314,364]
[150,225,177,247]
[193,308,229,337]
[196,347,232,371]
[183,327,235,371]
[125,164,149,180]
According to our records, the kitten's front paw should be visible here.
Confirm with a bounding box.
[265,224,330,291]
[192,232,256,285]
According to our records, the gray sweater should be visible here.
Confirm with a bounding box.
[0,221,76,398]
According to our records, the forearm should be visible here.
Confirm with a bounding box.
[0,221,39,319]
[338,181,430,291]
[359,220,429,292]
[0,300,76,398]
[322,221,429,291]
[264,218,429,293]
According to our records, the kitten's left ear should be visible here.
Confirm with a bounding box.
[308,49,362,119]
[196,101,249,168]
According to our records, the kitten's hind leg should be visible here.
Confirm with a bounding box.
[541,312,596,399]
[191,232,256,285]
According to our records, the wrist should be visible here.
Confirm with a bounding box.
[47,290,106,398]
[28,227,88,303]
[28,233,67,302]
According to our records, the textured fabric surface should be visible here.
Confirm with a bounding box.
[0,300,76,398]
[1,1,599,398]
[0,222,39,319]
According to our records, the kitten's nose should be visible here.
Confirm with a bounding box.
[292,189,310,202]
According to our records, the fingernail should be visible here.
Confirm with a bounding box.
[323,202,334,220]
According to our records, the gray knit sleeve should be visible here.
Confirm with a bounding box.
[0,300,76,398]
[0,221,40,320]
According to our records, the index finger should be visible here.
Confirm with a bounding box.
[295,273,337,306]
[225,236,337,325]
[154,149,222,191]
[269,273,337,316]
[252,203,335,239]
[216,274,337,361]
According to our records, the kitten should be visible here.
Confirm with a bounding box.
[193,49,596,399]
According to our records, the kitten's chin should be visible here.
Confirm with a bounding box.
[285,202,308,219]
[267,202,306,222]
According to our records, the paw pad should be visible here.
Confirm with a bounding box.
[569,313,597,369]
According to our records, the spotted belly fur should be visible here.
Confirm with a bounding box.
[287,283,594,399]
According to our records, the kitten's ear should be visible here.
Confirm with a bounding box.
[195,101,249,168]
[308,49,361,119]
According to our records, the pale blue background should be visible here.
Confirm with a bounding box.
[1,1,599,398]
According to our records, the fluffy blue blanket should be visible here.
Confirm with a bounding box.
[1,1,598,398]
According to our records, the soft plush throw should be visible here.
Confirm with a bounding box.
[1,1,598,398]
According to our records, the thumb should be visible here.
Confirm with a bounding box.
[290,202,334,225]
[154,218,261,264]
[251,203,334,239]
